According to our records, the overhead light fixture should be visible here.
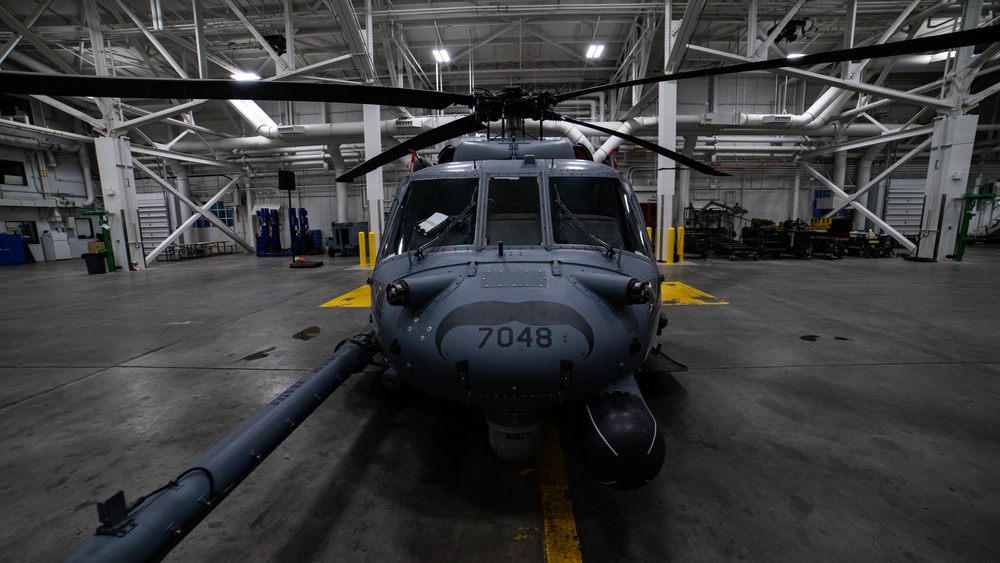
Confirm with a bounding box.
[787,53,805,59]
[586,44,605,59]
[432,49,450,63]
[230,71,261,81]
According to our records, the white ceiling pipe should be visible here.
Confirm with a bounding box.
[556,100,598,121]
[0,133,71,151]
[738,85,852,129]
[235,145,329,156]
[78,143,96,207]
[227,99,280,136]
[697,145,805,151]
[236,153,330,163]
[328,145,350,223]
[590,116,704,162]
[172,115,599,155]
[520,119,597,153]
[697,136,813,143]
[171,116,450,152]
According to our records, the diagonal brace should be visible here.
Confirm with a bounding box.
[132,159,255,253]
[802,163,916,251]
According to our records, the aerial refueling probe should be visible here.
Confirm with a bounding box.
[66,328,378,563]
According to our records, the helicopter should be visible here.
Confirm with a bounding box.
[2,21,995,562]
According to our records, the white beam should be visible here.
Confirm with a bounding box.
[222,0,289,72]
[132,159,255,252]
[145,174,243,262]
[111,0,188,78]
[0,4,75,74]
[802,163,916,252]
[0,0,52,65]
[30,95,103,129]
[822,138,932,217]
[131,145,241,169]
[687,45,954,110]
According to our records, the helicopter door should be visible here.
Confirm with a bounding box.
[484,176,542,246]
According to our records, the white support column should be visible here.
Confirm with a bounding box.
[94,137,146,270]
[363,104,384,247]
[915,114,979,260]
[790,173,801,221]
[656,84,678,262]
[656,6,678,262]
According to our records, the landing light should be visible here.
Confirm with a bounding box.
[626,279,652,305]
[386,280,410,306]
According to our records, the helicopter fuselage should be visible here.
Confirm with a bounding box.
[370,155,662,412]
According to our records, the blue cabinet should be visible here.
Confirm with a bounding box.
[0,233,28,265]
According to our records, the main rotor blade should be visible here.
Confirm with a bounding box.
[336,114,486,182]
[0,71,474,110]
[555,24,999,102]
[553,113,728,177]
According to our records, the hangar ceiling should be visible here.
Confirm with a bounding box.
[0,0,998,179]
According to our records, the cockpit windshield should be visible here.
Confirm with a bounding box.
[383,177,478,256]
[549,176,644,254]
[484,176,542,246]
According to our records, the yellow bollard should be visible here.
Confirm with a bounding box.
[646,226,653,245]
[677,226,685,263]
[358,231,367,267]
[666,228,675,264]
[367,232,376,267]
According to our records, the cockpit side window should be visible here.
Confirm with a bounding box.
[383,177,479,256]
[549,176,641,253]
[484,176,542,246]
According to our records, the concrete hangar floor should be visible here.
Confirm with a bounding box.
[0,247,998,562]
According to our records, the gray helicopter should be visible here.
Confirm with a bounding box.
[364,135,676,488]
[4,23,993,561]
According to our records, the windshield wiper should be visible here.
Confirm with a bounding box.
[552,187,615,258]
[414,193,478,259]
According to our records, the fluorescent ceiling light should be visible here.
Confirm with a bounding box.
[787,53,805,59]
[230,71,261,81]
[586,44,605,59]
[432,49,450,63]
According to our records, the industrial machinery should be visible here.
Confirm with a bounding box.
[327,221,369,257]
[683,201,757,260]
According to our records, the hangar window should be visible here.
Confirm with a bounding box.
[1,159,27,186]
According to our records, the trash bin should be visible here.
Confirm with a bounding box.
[82,253,106,275]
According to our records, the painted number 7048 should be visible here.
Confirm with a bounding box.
[478,326,552,348]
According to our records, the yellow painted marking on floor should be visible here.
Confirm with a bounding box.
[320,285,370,308]
[661,281,728,306]
[538,418,583,563]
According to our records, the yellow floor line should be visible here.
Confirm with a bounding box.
[538,419,583,563]
[322,281,726,308]
[661,281,728,305]
[320,285,370,307]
